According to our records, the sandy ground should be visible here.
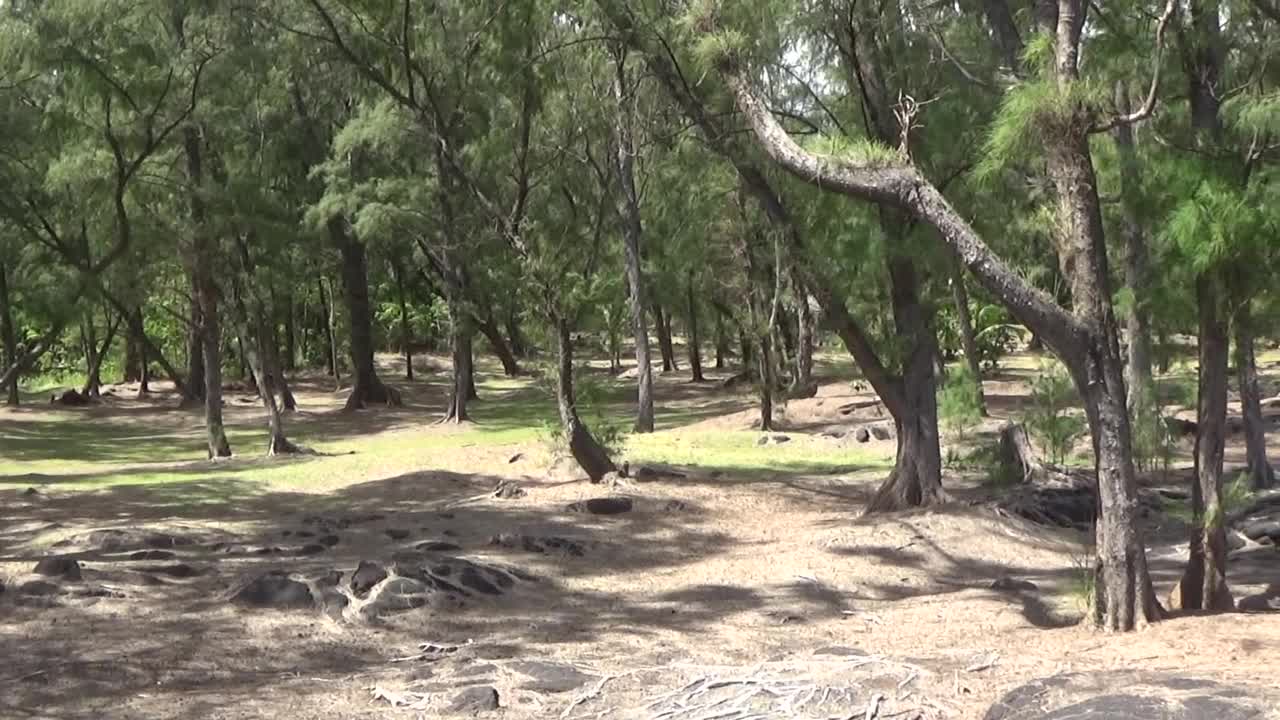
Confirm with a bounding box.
[2,355,1279,720]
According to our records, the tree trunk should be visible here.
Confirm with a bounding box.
[792,274,816,397]
[123,305,143,383]
[81,311,118,399]
[686,279,705,382]
[554,315,617,481]
[714,311,728,370]
[1235,303,1274,490]
[506,310,528,357]
[950,258,988,416]
[0,262,19,406]
[265,321,297,412]
[1173,274,1233,611]
[282,290,297,372]
[653,302,678,373]
[441,300,473,423]
[332,219,399,410]
[232,289,299,456]
[319,278,340,383]
[866,258,945,512]
[185,288,205,403]
[392,259,414,380]
[477,316,521,377]
[1112,82,1156,409]
[614,54,656,433]
[184,125,232,459]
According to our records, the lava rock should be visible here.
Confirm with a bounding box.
[19,580,61,596]
[490,533,588,557]
[144,563,201,578]
[508,660,595,694]
[385,528,410,540]
[869,424,894,441]
[854,427,871,443]
[566,497,633,515]
[296,544,327,556]
[232,572,315,610]
[53,389,90,406]
[1240,518,1280,542]
[128,550,176,561]
[318,534,340,547]
[493,480,526,499]
[449,686,500,713]
[351,561,388,598]
[990,577,1038,592]
[33,557,82,581]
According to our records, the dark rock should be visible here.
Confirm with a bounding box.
[385,528,410,540]
[417,541,462,552]
[443,529,458,537]
[453,663,498,679]
[634,465,688,481]
[19,580,61,596]
[509,660,595,694]
[493,480,526,499]
[318,534,340,547]
[490,533,588,557]
[438,513,455,520]
[662,499,690,512]
[254,546,283,556]
[296,544,327,556]
[985,672,1272,720]
[144,533,194,549]
[449,686,500,713]
[1238,592,1280,612]
[313,570,343,587]
[990,577,1037,592]
[295,530,315,538]
[1165,416,1199,437]
[75,586,126,599]
[854,428,871,443]
[145,563,201,579]
[566,497,633,515]
[22,487,39,497]
[756,434,791,446]
[367,577,430,612]
[131,573,165,586]
[351,561,388,598]
[868,424,893,441]
[1041,695,1166,719]
[232,572,315,610]
[508,453,524,464]
[1240,519,1280,542]
[34,557,82,581]
[129,550,176,561]
[458,566,502,595]
[54,389,90,406]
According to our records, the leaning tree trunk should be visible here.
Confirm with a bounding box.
[1235,302,1274,490]
[232,291,300,457]
[1112,82,1156,409]
[554,315,617,481]
[1172,274,1233,611]
[477,315,521,377]
[0,262,20,406]
[686,278,706,382]
[949,258,987,416]
[332,219,399,410]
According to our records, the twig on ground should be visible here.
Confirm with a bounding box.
[864,692,884,720]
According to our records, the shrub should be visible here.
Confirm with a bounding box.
[938,365,984,441]
[1023,360,1086,465]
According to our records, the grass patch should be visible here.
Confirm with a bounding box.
[625,430,891,474]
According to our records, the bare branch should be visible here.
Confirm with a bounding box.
[1090,0,1177,133]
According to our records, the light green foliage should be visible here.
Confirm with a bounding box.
[1024,359,1086,466]
[1163,473,1257,529]
[937,365,983,441]
[803,135,902,168]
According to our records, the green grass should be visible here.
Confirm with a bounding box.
[625,430,891,474]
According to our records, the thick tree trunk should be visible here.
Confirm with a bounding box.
[867,258,945,512]
[614,56,656,433]
[332,219,399,410]
[950,259,988,416]
[1235,303,1274,490]
[0,262,19,406]
[554,316,617,481]
[123,306,143,383]
[1112,82,1156,409]
[653,302,678,373]
[392,259,414,380]
[477,316,521,377]
[1174,274,1233,611]
[686,279,705,382]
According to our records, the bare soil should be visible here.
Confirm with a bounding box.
[2,354,1278,719]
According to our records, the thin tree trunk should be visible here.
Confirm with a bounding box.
[81,311,119,399]
[653,302,678,373]
[80,315,98,397]
[949,258,988,416]
[265,321,297,411]
[506,310,528,357]
[231,287,299,456]
[282,290,297,372]
[1235,303,1274,490]
[613,51,655,433]
[319,278,339,383]
[554,314,617,481]
[392,259,414,380]
[1112,82,1156,409]
[185,288,205,403]
[686,278,705,382]
[441,300,473,423]
[714,311,728,370]
[1,262,20,406]
[792,273,816,397]
[332,219,399,410]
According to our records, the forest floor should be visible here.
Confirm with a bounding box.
[1,350,1279,719]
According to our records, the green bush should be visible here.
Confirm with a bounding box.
[938,365,984,440]
[1023,360,1086,465]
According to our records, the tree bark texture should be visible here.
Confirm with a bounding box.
[555,315,617,481]
[1235,304,1274,489]
[331,218,399,410]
